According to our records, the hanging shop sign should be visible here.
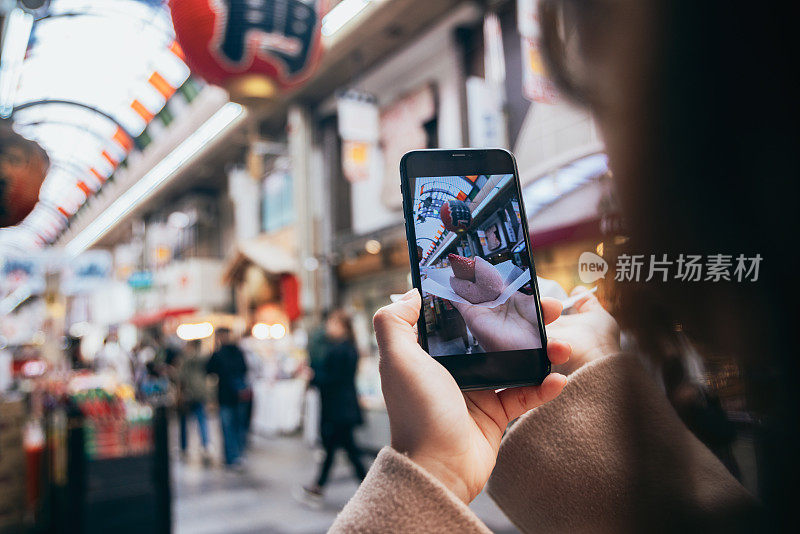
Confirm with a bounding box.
[379,85,436,209]
[466,76,508,148]
[169,0,325,98]
[60,250,113,296]
[517,0,558,104]
[127,271,154,290]
[279,273,301,322]
[1,255,45,298]
[337,91,379,183]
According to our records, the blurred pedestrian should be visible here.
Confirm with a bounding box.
[95,330,133,384]
[138,360,171,404]
[176,339,211,463]
[303,310,330,445]
[306,310,330,381]
[133,337,157,388]
[300,310,366,503]
[239,333,265,449]
[206,328,250,468]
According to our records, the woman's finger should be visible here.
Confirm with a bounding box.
[570,285,589,296]
[546,339,571,365]
[496,373,567,421]
[570,285,602,313]
[541,297,563,324]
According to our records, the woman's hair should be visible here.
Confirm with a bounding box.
[328,310,356,342]
[540,0,798,523]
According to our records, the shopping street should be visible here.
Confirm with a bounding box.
[1,0,790,533]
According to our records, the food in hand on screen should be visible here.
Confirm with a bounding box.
[412,170,543,359]
[448,253,475,281]
[449,256,504,304]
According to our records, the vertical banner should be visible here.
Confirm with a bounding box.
[379,85,436,209]
[337,91,379,183]
[518,0,558,104]
[467,76,508,148]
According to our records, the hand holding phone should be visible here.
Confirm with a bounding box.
[373,289,570,504]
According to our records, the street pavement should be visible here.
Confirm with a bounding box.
[172,422,518,534]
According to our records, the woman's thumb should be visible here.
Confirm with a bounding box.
[373,289,421,348]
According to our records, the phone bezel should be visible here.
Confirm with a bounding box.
[399,148,551,390]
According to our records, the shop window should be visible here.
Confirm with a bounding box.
[423,116,439,148]
[261,168,294,233]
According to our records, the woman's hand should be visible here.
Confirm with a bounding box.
[373,289,570,504]
[546,286,621,375]
[452,293,544,352]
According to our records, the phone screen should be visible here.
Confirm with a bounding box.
[411,172,543,358]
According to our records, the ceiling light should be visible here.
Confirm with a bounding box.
[0,8,34,118]
[252,322,271,340]
[176,322,214,341]
[321,0,371,37]
[0,284,32,316]
[269,323,286,340]
[64,102,245,257]
[167,211,191,228]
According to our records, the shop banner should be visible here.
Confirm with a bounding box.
[341,140,371,183]
[379,85,436,209]
[337,91,379,183]
[337,90,380,142]
[1,255,45,298]
[467,76,508,148]
[61,250,113,296]
[517,0,540,40]
[517,0,558,104]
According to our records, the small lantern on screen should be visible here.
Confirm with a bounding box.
[169,0,325,100]
[439,199,472,234]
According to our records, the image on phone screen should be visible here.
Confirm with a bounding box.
[413,173,542,357]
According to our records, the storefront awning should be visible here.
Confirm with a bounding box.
[222,236,298,284]
[129,306,196,328]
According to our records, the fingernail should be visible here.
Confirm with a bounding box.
[400,289,417,301]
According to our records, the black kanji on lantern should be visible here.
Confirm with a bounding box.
[217,0,318,75]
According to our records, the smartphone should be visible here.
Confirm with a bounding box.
[400,148,549,390]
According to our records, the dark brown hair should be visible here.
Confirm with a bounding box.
[328,309,356,343]
[540,0,799,525]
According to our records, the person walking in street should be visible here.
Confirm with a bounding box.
[300,310,367,503]
[176,339,211,463]
[306,310,331,381]
[206,328,250,468]
[303,311,331,445]
[95,330,133,385]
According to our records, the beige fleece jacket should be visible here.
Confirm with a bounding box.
[331,353,760,533]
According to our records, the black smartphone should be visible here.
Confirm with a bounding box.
[400,148,550,390]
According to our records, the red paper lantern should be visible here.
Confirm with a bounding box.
[169,0,324,95]
[440,199,472,234]
[0,123,48,228]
